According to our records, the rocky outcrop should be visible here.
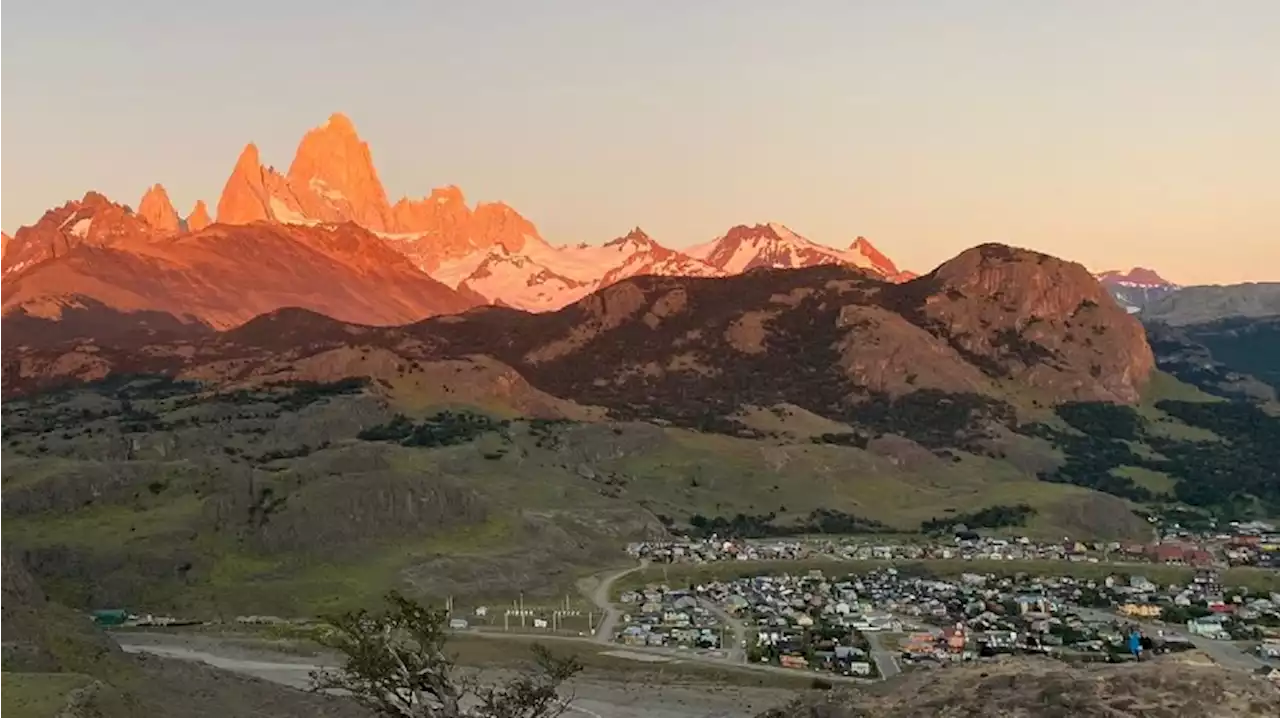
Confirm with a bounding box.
[286,112,392,231]
[137,184,180,233]
[216,114,393,232]
[909,243,1155,403]
[185,200,212,232]
[215,143,273,224]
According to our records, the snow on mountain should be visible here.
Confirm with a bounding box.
[132,113,917,313]
[446,227,721,309]
[689,223,904,279]
[1096,267,1176,289]
[1095,267,1179,314]
[456,246,592,312]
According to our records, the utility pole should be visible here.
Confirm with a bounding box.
[520,592,526,628]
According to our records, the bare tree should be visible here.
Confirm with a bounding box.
[311,592,582,718]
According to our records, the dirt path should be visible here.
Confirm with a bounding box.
[582,559,649,643]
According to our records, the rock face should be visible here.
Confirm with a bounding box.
[215,143,274,224]
[286,112,392,231]
[137,184,180,233]
[186,200,212,232]
[385,187,551,274]
[916,244,1155,403]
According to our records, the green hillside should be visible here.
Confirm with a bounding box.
[2,372,1271,619]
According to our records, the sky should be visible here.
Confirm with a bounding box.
[3,0,1277,284]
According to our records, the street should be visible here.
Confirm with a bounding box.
[863,632,902,679]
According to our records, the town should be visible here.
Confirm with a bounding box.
[625,519,1280,569]
[608,523,1280,682]
[610,564,1280,680]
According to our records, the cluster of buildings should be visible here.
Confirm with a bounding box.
[626,539,810,563]
[614,586,725,651]
[701,571,886,677]
[649,565,1280,676]
[626,520,1280,570]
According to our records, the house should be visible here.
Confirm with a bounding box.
[1119,603,1163,619]
[1186,615,1230,639]
[1150,544,1187,564]
[1129,576,1157,593]
[779,655,809,669]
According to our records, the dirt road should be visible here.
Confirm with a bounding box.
[586,559,649,643]
[114,632,788,717]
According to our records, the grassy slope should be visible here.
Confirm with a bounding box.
[1,673,96,718]
[1,374,1242,618]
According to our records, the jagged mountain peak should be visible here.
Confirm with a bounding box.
[186,200,212,232]
[286,112,391,231]
[605,227,658,249]
[138,183,180,233]
[1097,267,1176,288]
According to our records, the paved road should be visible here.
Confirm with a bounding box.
[1073,608,1267,672]
[862,632,901,679]
[697,599,748,663]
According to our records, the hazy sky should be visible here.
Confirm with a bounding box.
[4,0,1277,283]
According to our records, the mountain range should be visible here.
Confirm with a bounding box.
[1,113,912,325]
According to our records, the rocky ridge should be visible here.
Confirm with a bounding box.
[3,244,1154,423]
[1,192,479,329]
